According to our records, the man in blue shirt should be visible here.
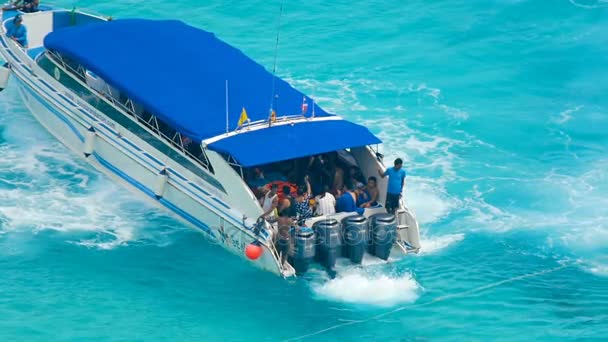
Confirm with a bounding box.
[6,15,28,48]
[336,185,364,215]
[378,158,406,214]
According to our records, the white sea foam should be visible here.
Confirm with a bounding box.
[312,269,421,307]
[405,181,458,224]
[0,99,180,249]
[553,105,583,125]
[588,262,608,277]
[419,233,465,255]
[568,0,608,9]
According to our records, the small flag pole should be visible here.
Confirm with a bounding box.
[225,80,229,133]
[267,0,285,126]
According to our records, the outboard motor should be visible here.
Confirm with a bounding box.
[288,227,315,274]
[341,215,368,264]
[313,218,341,269]
[369,213,397,260]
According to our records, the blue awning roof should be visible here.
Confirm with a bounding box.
[43,18,382,166]
[207,120,381,167]
[43,19,333,141]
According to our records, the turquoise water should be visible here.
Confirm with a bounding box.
[1,0,607,340]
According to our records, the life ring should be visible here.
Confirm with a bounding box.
[264,181,297,202]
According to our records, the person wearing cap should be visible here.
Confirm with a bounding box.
[6,15,27,48]
[355,182,369,207]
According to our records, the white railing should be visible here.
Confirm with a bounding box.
[45,50,216,174]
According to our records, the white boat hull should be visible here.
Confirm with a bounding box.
[0,8,421,279]
[10,64,285,276]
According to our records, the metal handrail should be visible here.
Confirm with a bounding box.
[45,50,215,173]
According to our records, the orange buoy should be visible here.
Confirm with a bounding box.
[245,242,263,260]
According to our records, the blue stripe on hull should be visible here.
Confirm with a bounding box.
[18,79,217,238]
[94,152,216,237]
[13,68,245,228]
[18,76,85,141]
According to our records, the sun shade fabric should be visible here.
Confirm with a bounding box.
[43,18,335,141]
[207,120,382,167]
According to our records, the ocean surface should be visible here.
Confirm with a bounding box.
[1,0,607,340]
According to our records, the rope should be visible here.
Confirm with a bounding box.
[284,263,573,341]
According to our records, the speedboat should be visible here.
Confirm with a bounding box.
[0,7,421,278]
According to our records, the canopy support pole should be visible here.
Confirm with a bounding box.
[225,80,229,133]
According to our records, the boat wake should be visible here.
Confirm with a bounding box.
[0,97,181,250]
[310,268,421,307]
[419,233,465,255]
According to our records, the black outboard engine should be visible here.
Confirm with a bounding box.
[288,226,316,274]
[313,218,341,269]
[341,215,368,264]
[369,213,397,260]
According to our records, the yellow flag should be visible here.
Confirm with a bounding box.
[237,107,248,126]
[270,109,277,123]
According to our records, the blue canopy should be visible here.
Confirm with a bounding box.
[44,18,382,166]
[208,120,381,167]
[43,19,333,141]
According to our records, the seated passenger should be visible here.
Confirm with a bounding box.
[336,185,364,215]
[359,177,379,208]
[2,0,39,13]
[294,175,313,220]
[315,185,336,216]
[6,15,27,48]
[356,182,370,206]
[22,0,39,13]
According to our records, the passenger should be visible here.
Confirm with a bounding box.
[2,0,38,12]
[345,165,364,190]
[294,175,313,220]
[247,167,266,189]
[278,185,296,218]
[314,185,336,216]
[275,220,292,266]
[336,184,364,215]
[359,176,379,208]
[6,14,27,48]
[22,0,39,13]
[378,158,406,214]
[332,166,344,195]
[306,155,325,196]
[355,182,369,207]
[259,183,279,221]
